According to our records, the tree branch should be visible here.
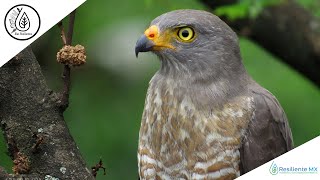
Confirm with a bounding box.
[0,47,94,179]
[200,0,320,87]
[1,8,92,179]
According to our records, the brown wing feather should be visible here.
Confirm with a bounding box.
[240,85,293,174]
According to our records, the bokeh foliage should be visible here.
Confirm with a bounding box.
[214,0,320,20]
[215,0,280,20]
[0,0,319,179]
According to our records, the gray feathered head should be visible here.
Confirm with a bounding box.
[135,9,246,82]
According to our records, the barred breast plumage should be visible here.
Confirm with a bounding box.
[138,78,254,179]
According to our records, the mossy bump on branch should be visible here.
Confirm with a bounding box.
[12,152,30,175]
[57,45,86,66]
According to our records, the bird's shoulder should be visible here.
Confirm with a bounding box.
[239,82,293,174]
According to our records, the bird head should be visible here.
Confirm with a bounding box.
[135,9,246,82]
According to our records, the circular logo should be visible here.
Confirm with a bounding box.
[4,4,40,40]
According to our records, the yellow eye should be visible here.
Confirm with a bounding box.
[177,27,195,42]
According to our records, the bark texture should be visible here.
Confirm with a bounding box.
[0,47,94,179]
[201,0,320,87]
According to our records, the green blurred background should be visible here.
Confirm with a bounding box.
[1,0,320,179]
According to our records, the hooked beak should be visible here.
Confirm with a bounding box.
[135,35,155,57]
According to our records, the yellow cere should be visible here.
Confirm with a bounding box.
[144,25,175,50]
[144,25,159,40]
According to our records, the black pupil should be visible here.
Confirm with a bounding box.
[181,30,189,37]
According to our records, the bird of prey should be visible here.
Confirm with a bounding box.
[135,9,293,180]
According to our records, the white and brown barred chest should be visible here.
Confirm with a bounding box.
[138,83,254,180]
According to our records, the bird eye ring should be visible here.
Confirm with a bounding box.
[177,27,195,42]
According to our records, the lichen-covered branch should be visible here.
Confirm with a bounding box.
[200,0,320,87]
[0,47,94,179]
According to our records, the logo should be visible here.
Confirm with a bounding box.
[269,161,318,175]
[269,161,278,175]
[4,4,40,40]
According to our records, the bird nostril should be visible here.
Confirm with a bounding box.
[144,25,158,40]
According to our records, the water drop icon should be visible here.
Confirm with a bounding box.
[15,10,30,31]
[269,161,278,175]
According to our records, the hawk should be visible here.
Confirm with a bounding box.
[135,9,293,180]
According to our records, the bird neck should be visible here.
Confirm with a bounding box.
[151,66,250,109]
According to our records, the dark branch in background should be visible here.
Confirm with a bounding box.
[0,10,94,179]
[200,0,320,87]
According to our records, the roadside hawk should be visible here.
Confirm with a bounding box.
[135,9,293,179]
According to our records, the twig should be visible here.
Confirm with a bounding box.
[91,159,106,178]
[61,65,71,109]
[66,10,76,45]
[58,10,77,109]
[57,21,67,45]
